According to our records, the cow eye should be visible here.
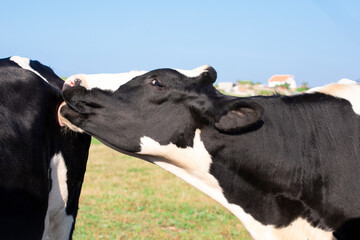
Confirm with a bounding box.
[151,79,164,88]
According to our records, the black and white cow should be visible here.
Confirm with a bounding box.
[0,56,91,239]
[60,66,360,240]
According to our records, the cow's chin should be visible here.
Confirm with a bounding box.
[58,102,85,133]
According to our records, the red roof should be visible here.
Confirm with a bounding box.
[268,75,294,82]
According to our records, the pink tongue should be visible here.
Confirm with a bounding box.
[57,102,66,127]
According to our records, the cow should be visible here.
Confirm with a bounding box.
[59,65,360,240]
[0,56,91,239]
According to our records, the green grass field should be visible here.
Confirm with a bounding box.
[73,140,251,239]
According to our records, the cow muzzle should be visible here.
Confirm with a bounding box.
[58,75,88,132]
[63,74,88,91]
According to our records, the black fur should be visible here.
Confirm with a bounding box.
[0,57,90,239]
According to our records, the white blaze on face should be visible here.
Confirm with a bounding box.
[138,129,332,240]
[64,65,211,91]
[10,56,49,83]
[65,71,147,91]
[307,82,360,115]
[42,153,74,240]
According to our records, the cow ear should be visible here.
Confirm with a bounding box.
[214,100,263,133]
[201,66,217,84]
[190,65,217,85]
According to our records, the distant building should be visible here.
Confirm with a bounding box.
[268,75,297,89]
[218,82,235,93]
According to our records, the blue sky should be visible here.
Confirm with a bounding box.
[1,0,359,86]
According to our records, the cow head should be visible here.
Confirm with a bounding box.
[60,66,263,155]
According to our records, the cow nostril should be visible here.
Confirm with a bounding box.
[62,81,73,91]
[74,78,82,86]
[62,75,86,91]
[62,74,88,91]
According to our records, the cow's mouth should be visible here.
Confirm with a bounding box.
[58,101,85,133]
[57,101,66,127]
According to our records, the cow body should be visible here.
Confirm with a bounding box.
[0,56,91,239]
[60,66,360,240]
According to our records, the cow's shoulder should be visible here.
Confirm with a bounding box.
[27,58,64,90]
[0,56,64,91]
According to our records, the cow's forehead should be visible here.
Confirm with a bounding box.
[66,65,210,91]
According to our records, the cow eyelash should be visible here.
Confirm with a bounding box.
[151,79,164,88]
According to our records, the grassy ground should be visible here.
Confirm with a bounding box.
[73,140,252,239]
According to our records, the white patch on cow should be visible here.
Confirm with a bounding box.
[308,82,360,115]
[10,56,49,83]
[64,65,211,92]
[65,71,147,91]
[139,129,217,185]
[138,129,333,240]
[272,218,333,240]
[175,65,210,78]
[42,153,74,240]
